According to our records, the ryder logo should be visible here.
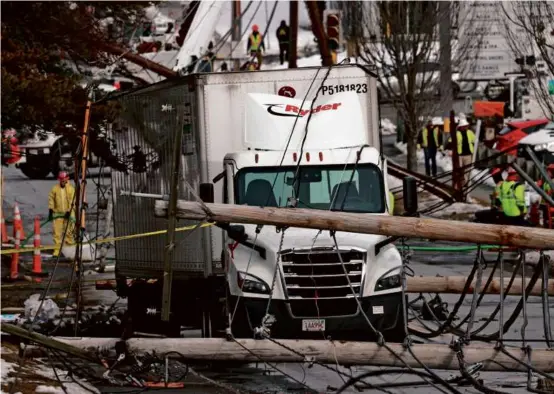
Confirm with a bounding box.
[265,103,342,117]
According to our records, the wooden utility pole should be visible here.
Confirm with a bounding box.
[289,1,298,68]
[407,276,554,296]
[99,43,177,78]
[232,0,242,71]
[74,90,93,334]
[160,104,188,322]
[305,1,333,66]
[154,201,554,250]
[52,337,554,372]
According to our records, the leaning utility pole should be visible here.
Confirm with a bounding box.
[289,1,298,68]
[74,89,93,335]
[160,104,188,322]
[306,0,332,66]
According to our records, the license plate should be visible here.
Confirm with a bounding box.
[302,319,325,332]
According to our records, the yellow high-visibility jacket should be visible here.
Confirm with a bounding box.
[48,183,76,215]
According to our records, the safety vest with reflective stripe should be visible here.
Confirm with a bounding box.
[500,181,526,217]
[249,33,263,51]
[421,126,440,148]
[456,129,475,155]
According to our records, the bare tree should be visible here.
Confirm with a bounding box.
[337,1,484,171]
[500,1,554,118]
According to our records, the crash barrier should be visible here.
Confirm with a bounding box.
[0,222,215,255]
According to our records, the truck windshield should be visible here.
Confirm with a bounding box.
[235,164,385,213]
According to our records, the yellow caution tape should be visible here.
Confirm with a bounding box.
[0,222,213,255]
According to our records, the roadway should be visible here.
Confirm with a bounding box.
[1,161,551,393]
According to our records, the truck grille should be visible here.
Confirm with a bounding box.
[281,247,365,317]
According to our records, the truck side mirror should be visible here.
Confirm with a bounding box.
[403,176,418,216]
[199,182,214,204]
[227,224,246,242]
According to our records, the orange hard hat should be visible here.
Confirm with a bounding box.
[252,24,259,32]
[58,171,69,181]
[507,167,517,175]
[491,167,502,176]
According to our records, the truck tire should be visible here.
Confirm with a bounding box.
[19,163,52,179]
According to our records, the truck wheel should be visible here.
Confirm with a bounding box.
[19,163,52,179]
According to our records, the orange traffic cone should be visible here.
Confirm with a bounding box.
[32,216,42,283]
[1,206,8,244]
[11,229,20,280]
[13,203,25,240]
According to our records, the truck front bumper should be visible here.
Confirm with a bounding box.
[234,292,404,340]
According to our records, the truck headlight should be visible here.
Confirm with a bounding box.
[237,272,270,294]
[534,142,554,152]
[375,274,401,291]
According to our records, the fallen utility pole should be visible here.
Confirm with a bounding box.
[99,42,178,79]
[1,323,100,364]
[91,275,554,296]
[52,337,554,372]
[154,201,554,250]
[407,276,554,296]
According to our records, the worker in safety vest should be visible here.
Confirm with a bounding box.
[48,171,76,256]
[538,164,554,228]
[417,118,443,177]
[499,167,529,226]
[247,24,265,69]
[454,119,476,189]
[474,167,504,224]
[276,20,290,65]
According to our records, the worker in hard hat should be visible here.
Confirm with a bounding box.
[454,119,476,190]
[499,167,529,226]
[48,171,76,257]
[247,24,265,69]
[418,118,443,177]
[474,167,504,224]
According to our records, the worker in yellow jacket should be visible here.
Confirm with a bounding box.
[48,171,75,256]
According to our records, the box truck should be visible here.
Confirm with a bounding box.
[110,65,414,340]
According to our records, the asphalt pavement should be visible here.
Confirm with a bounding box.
[1,160,552,393]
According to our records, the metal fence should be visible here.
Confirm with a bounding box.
[109,80,206,279]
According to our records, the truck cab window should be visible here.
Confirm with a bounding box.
[235,164,385,213]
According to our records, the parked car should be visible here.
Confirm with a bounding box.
[494,118,550,155]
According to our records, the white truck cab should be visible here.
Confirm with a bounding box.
[215,92,403,338]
